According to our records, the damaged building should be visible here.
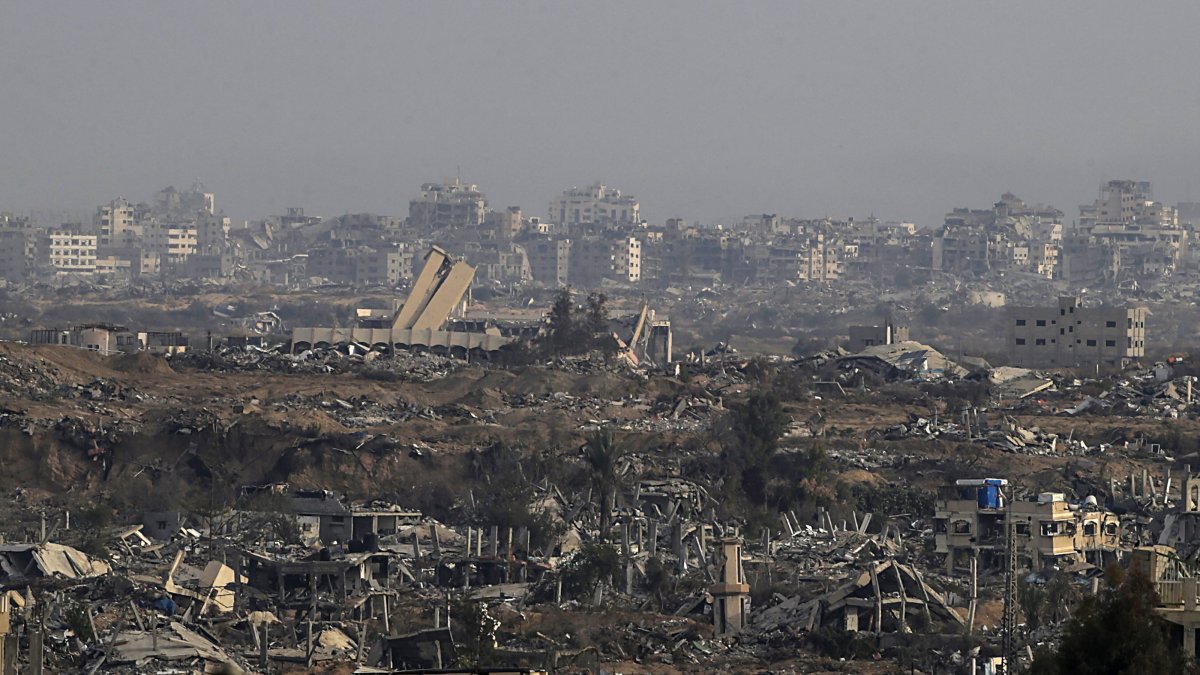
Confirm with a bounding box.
[935,478,1122,572]
[292,246,516,356]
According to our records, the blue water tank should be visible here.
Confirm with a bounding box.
[977,485,1001,509]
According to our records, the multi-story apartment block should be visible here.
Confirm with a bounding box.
[408,179,487,230]
[95,199,138,247]
[934,478,1122,573]
[307,245,410,286]
[1008,295,1147,369]
[550,183,640,227]
[935,193,1064,277]
[753,233,839,283]
[469,243,532,285]
[45,230,98,275]
[612,236,641,283]
[569,235,642,287]
[196,213,231,255]
[525,237,571,286]
[1073,180,1187,280]
[485,207,523,239]
[1079,180,1162,229]
[0,216,39,282]
[154,184,214,218]
[166,226,198,263]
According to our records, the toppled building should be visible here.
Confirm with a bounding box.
[754,558,964,636]
[935,478,1122,572]
[292,246,516,356]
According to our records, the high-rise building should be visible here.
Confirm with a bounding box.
[549,182,640,227]
[408,179,488,230]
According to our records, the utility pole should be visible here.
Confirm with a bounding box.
[1001,502,1019,674]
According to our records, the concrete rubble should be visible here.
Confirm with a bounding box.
[0,316,1197,672]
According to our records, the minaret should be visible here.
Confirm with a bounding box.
[711,537,751,634]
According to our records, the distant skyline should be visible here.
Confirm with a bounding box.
[3,1,1199,227]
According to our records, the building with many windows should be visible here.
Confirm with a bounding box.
[549,182,640,227]
[1008,295,1146,369]
[45,230,98,275]
[408,179,487,230]
[934,478,1122,573]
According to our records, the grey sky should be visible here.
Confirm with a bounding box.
[3,1,1199,227]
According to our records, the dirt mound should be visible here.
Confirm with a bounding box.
[459,387,506,409]
[0,343,116,380]
[422,369,500,404]
[107,352,177,376]
[836,469,887,487]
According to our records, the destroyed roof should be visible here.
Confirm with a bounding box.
[110,620,238,668]
[839,340,968,378]
[0,542,111,584]
[990,366,1055,399]
[287,491,352,517]
[754,558,963,634]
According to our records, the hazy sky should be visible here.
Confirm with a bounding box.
[3,1,1200,227]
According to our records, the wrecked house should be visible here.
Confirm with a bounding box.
[0,542,110,586]
[287,489,354,545]
[839,340,969,380]
[755,559,963,636]
[239,548,396,618]
[141,510,185,541]
[935,478,1122,572]
[368,626,456,670]
[109,621,242,672]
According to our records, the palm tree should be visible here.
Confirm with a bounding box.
[582,429,628,539]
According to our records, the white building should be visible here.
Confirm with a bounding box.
[550,182,640,227]
[47,231,98,275]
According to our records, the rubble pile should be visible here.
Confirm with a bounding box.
[169,344,464,381]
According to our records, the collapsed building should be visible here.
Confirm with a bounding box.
[839,340,969,380]
[293,245,674,365]
[292,246,516,356]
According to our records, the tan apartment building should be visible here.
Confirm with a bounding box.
[95,198,137,247]
[408,179,487,230]
[525,237,571,286]
[934,478,1121,573]
[1008,295,1146,369]
[570,235,641,286]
